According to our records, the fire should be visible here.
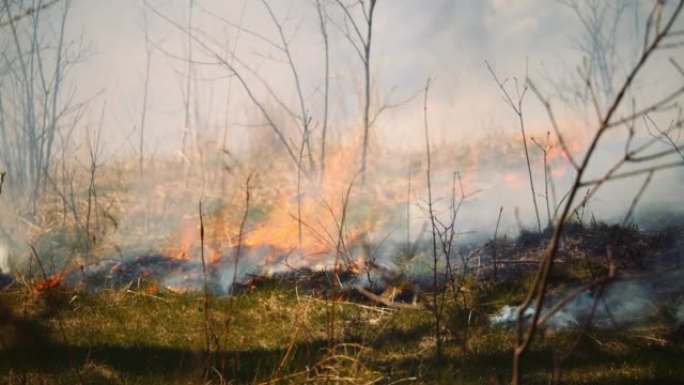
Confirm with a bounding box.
[156,144,383,276]
[241,153,378,268]
[243,194,344,255]
[14,126,594,294]
[173,218,200,260]
[504,171,527,189]
[164,216,228,265]
[156,132,588,283]
[146,284,158,294]
[546,135,584,179]
[34,274,62,291]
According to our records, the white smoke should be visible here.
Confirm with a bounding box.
[0,243,8,273]
[598,282,655,326]
[491,281,658,329]
[676,302,684,327]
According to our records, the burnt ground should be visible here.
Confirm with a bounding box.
[1,220,683,384]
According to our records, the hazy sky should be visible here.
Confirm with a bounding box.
[1,0,683,272]
[41,0,674,159]
[61,0,606,156]
[50,1,681,222]
[3,0,681,214]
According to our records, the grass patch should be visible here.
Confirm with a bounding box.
[1,275,683,384]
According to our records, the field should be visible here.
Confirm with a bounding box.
[1,214,683,384]
[2,1,684,384]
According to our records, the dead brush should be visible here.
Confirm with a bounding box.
[261,343,383,385]
[508,2,684,382]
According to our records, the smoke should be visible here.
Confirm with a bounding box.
[489,283,652,329]
[0,1,680,303]
[677,302,684,327]
[594,282,656,326]
[492,269,684,330]
[0,227,21,274]
[0,243,8,273]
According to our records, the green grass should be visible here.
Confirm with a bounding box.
[1,279,683,385]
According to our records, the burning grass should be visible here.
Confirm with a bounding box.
[1,220,683,384]
[0,140,683,384]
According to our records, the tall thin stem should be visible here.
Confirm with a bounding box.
[422,78,442,358]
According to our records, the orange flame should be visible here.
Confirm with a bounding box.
[34,274,62,291]
[162,144,389,274]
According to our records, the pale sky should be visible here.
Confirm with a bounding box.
[3,0,683,236]
[62,0,609,156]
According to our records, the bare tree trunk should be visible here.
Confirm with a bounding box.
[139,1,153,180]
[220,1,246,194]
[486,62,542,233]
[316,0,330,182]
[42,0,69,192]
[422,78,442,358]
[85,100,105,261]
[332,0,378,180]
[2,0,72,212]
[360,0,376,180]
[182,0,194,158]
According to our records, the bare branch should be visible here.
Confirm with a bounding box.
[487,60,542,233]
[604,85,683,129]
[0,0,59,28]
[511,2,684,383]
[260,0,315,171]
[367,87,421,128]
[194,1,284,53]
[316,0,330,181]
[580,161,683,187]
[670,57,684,77]
[145,1,300,167]
[622,170,654,226]
[528,81,580,169]
[331,0,366,46]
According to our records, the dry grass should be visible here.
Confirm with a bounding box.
[0,139,682,384]
[1,252,683,385]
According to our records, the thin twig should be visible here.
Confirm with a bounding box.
[492,206,503,282]
[510,2,684,382]
[486,60,542,233]
[198,200,211,353]
[422,77,444,357]
[622,170,654,226]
